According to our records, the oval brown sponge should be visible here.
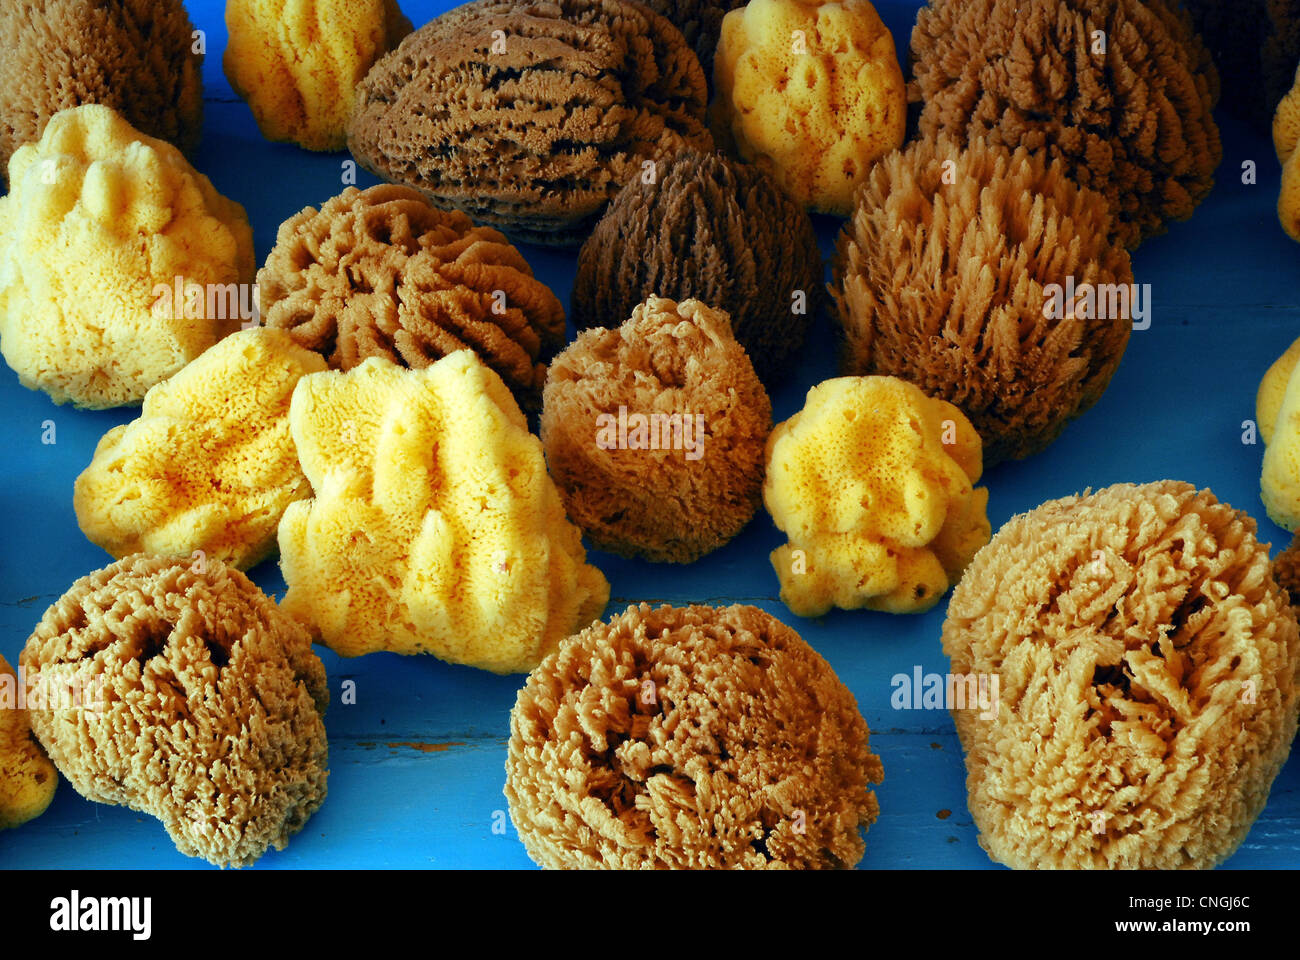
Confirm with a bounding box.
[571,148,821,384]
[21,554,329,868]
[909,0,1221,249]
[832,136,1133,466]
[942,481,1300,869]
[259,185,566,412]
[346,0,713,246]
[505,603,883,869]
[542,297,771,563]
[0,0,203,185]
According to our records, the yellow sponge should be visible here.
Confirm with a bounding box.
[0,653,57,831]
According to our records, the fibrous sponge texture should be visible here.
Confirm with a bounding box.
[74,328,328,571]
[21,554,330,868]
[764,375,990,617]
[942,481,1300,869]
[0,105,255,409]
[832,135,1133,466]
[346,0,713,246]
[0,653,57,832]
[278,352,610,673]
[505,602,883,869]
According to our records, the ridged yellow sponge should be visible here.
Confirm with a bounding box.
[764,376,990,616]
[0,653,57,831]
[278,352,610,673]
[711,0,906,215]
[224,0,412,151]
[0,104,254,409]
[74,328,328,571]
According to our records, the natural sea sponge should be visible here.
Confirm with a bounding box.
[1275,64,1300,242]
[0,105,255,409]
[74,329,327,571]
[943,481,1300,869]
[346,0,713,246]
[278,352,610,674]
[1257,336,1300,445]
[765,376,990,617]
[542,297,771,564]
[571,148,821,384]
[0,653,57,832]
[643,0,745,87]
[0,0,203,185]
[832,136,1133,465]
[711,0,906,216]
[259,185,565,412]
[1261,338,1300,531]
[505,602,883,869]
[225,0,411,151]
[22,554,329,868]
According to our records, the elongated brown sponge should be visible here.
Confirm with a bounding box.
[506,603,883,869]
[22,554,329,868]
[571,148,821,384]
[832,136,1133,466]
[910,0,1221,249]
[943,481,1300,869]
[346,0,713,246]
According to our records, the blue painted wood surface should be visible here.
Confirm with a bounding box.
[1,0,1298,869]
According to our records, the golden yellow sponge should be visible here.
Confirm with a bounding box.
[711,0,905,215]
[74,328,328,571]
[1258,336,1300,445]
[764,376,990,616]
[1276,62,1300,242]
[1263,342,1300,530]
[0,104,255,409]
[0,653,57,831]
[224,0,411,152]
[278,352,610,673]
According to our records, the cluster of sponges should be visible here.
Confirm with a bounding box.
[22,554,330,868]
[1274,67,1300,242]
[0,104,255,409]
[711,0,906,216]
[224,0,411,151]
[74,329,327,571]
[0,653,57,832]
[572,149,821,384]
[765,376,990,617]
[542,297,771,564]
[505,603,883,869]
[346,0,713,246]
[259,185,565,412]
[832,136,1134,465]
[943,481,1300,869]
[279,351,609,674]
[909,0,1221,249]
[1256,336,1300,530]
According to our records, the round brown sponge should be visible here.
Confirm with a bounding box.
[505,602,883,869]
[21,554,329,869]
[542,296,771,563]
[942,481,1300,869]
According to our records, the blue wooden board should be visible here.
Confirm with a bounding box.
[1,0,1299,870]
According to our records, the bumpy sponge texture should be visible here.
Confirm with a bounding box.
[0,653,57,831]
[506,603,883,869]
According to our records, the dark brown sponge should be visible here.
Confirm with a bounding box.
[642,0,745,87]
[571,148,821,384]
[505,602,883,869]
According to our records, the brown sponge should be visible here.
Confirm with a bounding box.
[0,0,203,185]
[542,297,771,563]
[571,148,821,384]
[259,185,566,412]
[909,0,1221,249]
[505,603,883,869]
[22,554,329,869]
[642,0,745,87]
[832,135,1133,466]
[346,0,714,246]
[942,481,1300,869]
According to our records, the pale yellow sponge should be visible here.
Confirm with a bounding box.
[712,0,905,215]
[0,104,255,409]
[1258,335,1300,445]
[764,376,990,616]
[224,0,412,151]
[278,351,610,673]
[73,328,328,571]
[0,653,57,831]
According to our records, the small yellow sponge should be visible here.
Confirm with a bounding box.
[224,0,412,151]
[278,352,610,673]
[0,653,57,831]
[74,328,328,571]
[0,104,254,409]
[764,375,990,616]
[712,0,905,215]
